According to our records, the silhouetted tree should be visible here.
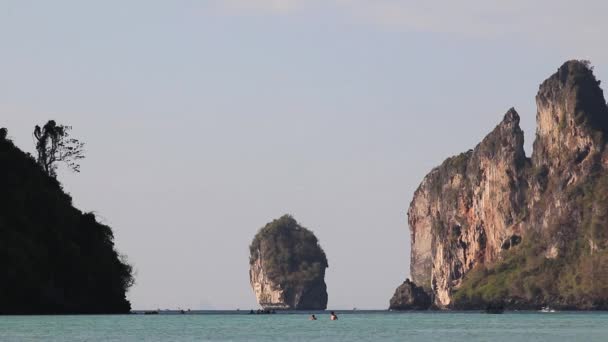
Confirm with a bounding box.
[0,128,7,140]
[34,120,85,177]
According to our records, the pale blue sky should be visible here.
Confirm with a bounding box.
[1,0,607,309]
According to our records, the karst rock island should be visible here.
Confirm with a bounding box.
[249,215,328,310]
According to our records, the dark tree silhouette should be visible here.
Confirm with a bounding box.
[34,120,85,177]
[0,134,133,314]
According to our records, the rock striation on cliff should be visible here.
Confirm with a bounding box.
[392,60,608,310]
[0,130,133,314]
[249,215,328,310]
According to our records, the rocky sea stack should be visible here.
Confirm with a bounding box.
[391,60,608,310]
[0,130,133,314]
[389,279,432,310]
[249,215,328,310]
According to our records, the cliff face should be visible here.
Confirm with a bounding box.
[0,132,133,314]
[249,215,328,310]
[408,108,528,307]
[394,61,608,310]
[250,256,291,309]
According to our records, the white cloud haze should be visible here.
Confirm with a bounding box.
[218,0,608,59]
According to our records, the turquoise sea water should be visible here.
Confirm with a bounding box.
[1,311,607,341]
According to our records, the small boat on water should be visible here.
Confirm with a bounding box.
[539,306,556,313]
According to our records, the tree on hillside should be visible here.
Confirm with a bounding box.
[34,120,85,177]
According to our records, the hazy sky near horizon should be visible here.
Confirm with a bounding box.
[2,0,608,309]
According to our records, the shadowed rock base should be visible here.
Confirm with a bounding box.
[389,279,432,310]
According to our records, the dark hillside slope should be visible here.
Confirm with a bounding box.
[0,132,132,314]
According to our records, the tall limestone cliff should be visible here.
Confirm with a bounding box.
[392,61,608,310]
[249,215,328,310]
[0,130,133,314]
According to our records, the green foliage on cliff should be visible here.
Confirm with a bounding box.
[571,171,608,243]
[249,215,328,287]
[453,241,608,309]
[453,173,608,310]
[0,129,133,314]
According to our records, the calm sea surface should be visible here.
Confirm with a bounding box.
[1,311,607,341]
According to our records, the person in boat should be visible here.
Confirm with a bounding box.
[330,311,338,320]
[309,314,317,320]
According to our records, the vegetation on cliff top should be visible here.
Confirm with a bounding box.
[0,128,133,314]
[249,215,328,288]
[34,120,85,177]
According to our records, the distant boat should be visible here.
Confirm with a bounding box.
[539,306,556,313]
